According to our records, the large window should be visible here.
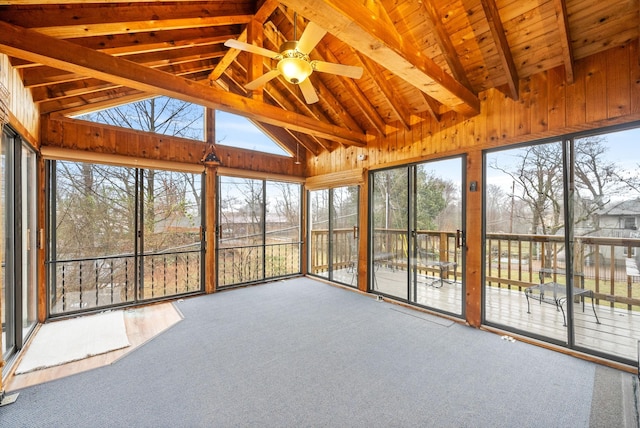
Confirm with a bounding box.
[48,160,204,315]
[308,186,360,286]
[484,125,640,364]
[217,176,301,287]
[2,127,38,375]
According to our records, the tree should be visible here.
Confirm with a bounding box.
[372,166,451,231]
[78,97,204,250]
[489,137,626,237]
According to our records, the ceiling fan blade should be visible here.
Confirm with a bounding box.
[245,69,281,90]
[224,39,280,59]
[299,78,319,104]
[296,22,327,54]
[312,61,363,79]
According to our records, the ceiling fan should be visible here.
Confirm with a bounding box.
[224,20,363,104]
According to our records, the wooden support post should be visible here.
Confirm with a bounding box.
[465,150,483,327]
[205,166,217,294]
[357,170,369,292]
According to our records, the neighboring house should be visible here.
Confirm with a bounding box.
[589,199,640,265]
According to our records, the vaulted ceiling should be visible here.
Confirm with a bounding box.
[0,0,638,156]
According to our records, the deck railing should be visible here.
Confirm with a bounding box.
[486,233,640,310]
[48,244,202,315]
[311,229,640,309]
[217,241,301,287]
[309,227,357,275]
[310,228,460,280]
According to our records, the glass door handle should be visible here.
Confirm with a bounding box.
[456,229,465,248]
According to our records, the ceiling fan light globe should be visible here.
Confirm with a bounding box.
[277,57,312,85]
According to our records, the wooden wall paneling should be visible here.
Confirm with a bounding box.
[499,91,515,142]
[605,44,631,119]
[566,59,587,127]
[584,53,608,123]
[547,66,567,130]
[410,124,419,158]
[42,117,305,178]
[485,89,500,144]
[1,54,39,138]
[530,71,549,134]
[631,40,640,114]
[399,125,409,159]
[440,117,452,152]
[411,120,421,159]
[462,116,476,150]
[516,77,532,137]
[474,91,488,147]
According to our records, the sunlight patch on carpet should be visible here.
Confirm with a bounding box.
[16,311,130,374]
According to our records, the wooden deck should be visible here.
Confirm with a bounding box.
[359,266,639,363]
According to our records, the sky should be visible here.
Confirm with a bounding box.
[486,127,640,193]
[215,111,289,156]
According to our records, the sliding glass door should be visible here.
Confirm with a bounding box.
[2,128,38,374]
[484,140,566,342]
[308,186,360,287]
[370,157,465,316]
[483,126,640,365]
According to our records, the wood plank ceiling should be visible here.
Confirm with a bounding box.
[0,0,638,156]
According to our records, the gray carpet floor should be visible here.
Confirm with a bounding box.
[1,277,637,427]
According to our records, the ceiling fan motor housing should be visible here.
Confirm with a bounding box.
[277,41,313,84]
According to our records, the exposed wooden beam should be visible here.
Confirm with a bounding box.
[74,27,242,56]
[363,1,441,125]
[33,59,216,104]
[480,0,519,100]
[279,0,480,116]
[11,15,253,40]
[44,89,152,116]
[2,0,209,4]
[32,78,121,103]
[11,27,241,68]
[247,18,265,102]
[420,92,442,122]
[0,21,368,146]
[355,51,412,130]
[312,78,365,133]
[266,80,335,152]
[411,0,473,91]
[552,0,575,84]
[123,44,226,68]
[22,67,85,88]
[208,0,279,82]
[209,30,247,82]
[321,47,387,136]
[22,44,225,88]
